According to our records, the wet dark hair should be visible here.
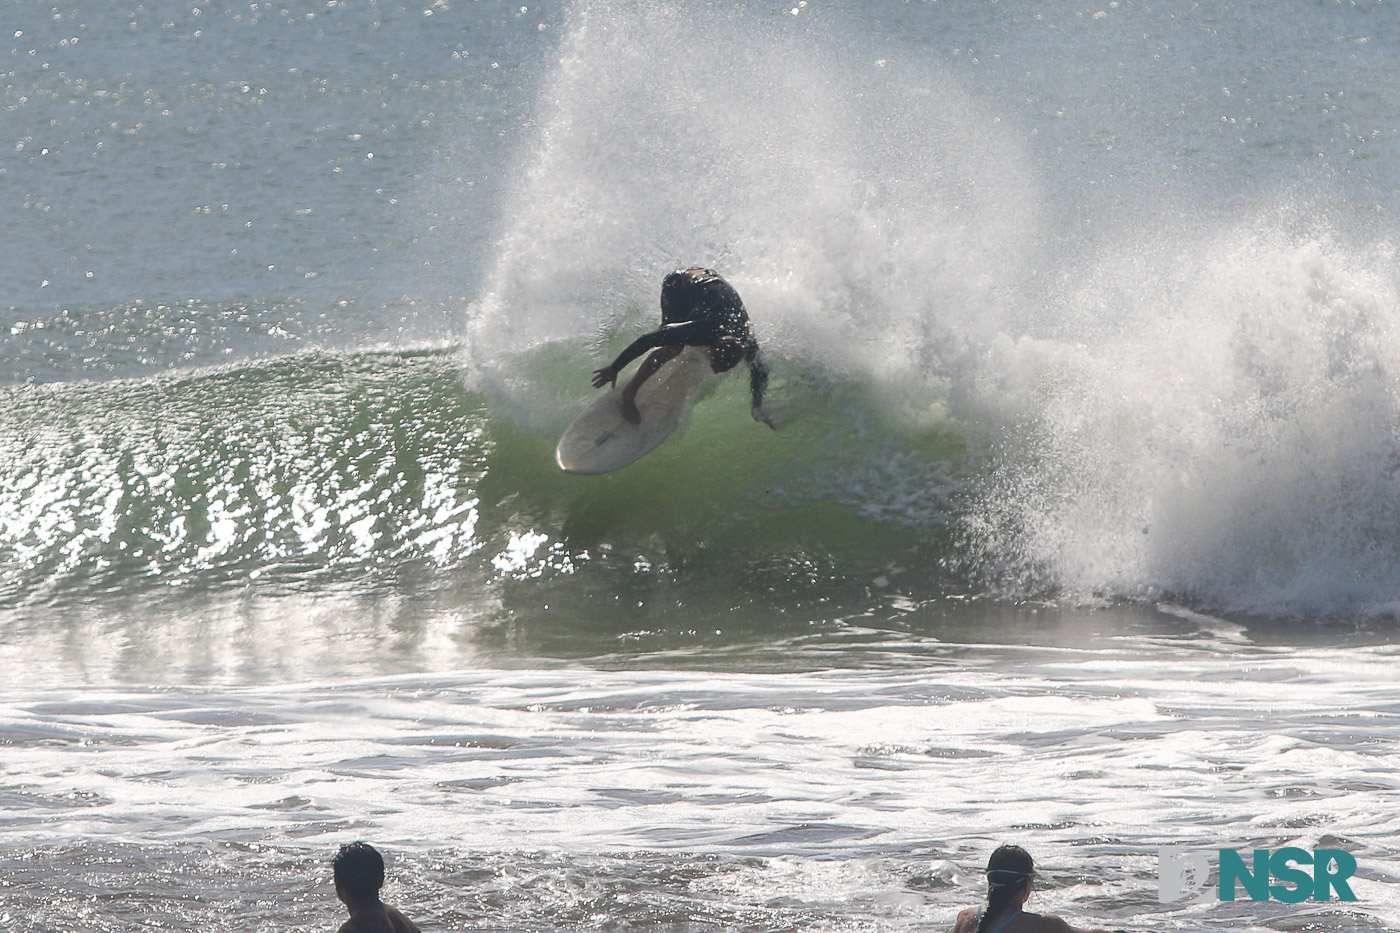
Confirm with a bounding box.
[978,844,1034,933]
[660,267,719,323]
[333,842,385,902]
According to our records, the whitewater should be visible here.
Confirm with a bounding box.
[2,1,1399,930]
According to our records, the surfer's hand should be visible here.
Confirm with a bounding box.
[591,366,617,389]
[752,406,777,430]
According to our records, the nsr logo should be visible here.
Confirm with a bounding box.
[1158,848,1358,904]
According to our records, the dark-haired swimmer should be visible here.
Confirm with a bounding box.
[951,845,1115,933]
[591,267,774,428]
[332,842,422,933]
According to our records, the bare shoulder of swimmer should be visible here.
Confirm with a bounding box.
[386,905,422,933]
[950,907,980,933]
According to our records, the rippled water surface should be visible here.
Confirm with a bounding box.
[4,622,1400,932]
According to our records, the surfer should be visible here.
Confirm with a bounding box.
[951,845,1115,933]
[332,842,422,933]
[591,267,774,428]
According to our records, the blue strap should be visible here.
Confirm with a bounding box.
[987,909,1022,933]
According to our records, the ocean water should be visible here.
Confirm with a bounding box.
[3,1,1400,930]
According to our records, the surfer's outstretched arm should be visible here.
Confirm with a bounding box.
[591,320,722,388]
[747,345,775,429]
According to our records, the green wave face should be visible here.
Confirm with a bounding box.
[0,348,965,662]
[12,325,1400,668]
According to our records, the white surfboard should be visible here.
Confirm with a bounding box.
[556,347,715,474]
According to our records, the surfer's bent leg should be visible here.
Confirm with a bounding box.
[620,345,683,423]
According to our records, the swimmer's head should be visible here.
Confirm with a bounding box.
[985,844,1035,896]
[333,842,385,902]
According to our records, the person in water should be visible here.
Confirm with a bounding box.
[591,267,774,428]
[952,845,1114,933]
[332,842,422,933]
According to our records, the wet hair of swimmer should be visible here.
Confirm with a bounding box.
[980,844,1035,933]
[333,842,385,902]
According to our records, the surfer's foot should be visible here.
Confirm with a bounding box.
[621,396,642,424]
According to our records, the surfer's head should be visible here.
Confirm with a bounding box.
[333,842,385,903]
[660,267,717,323]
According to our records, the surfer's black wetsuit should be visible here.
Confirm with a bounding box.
[592,268,770,421]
